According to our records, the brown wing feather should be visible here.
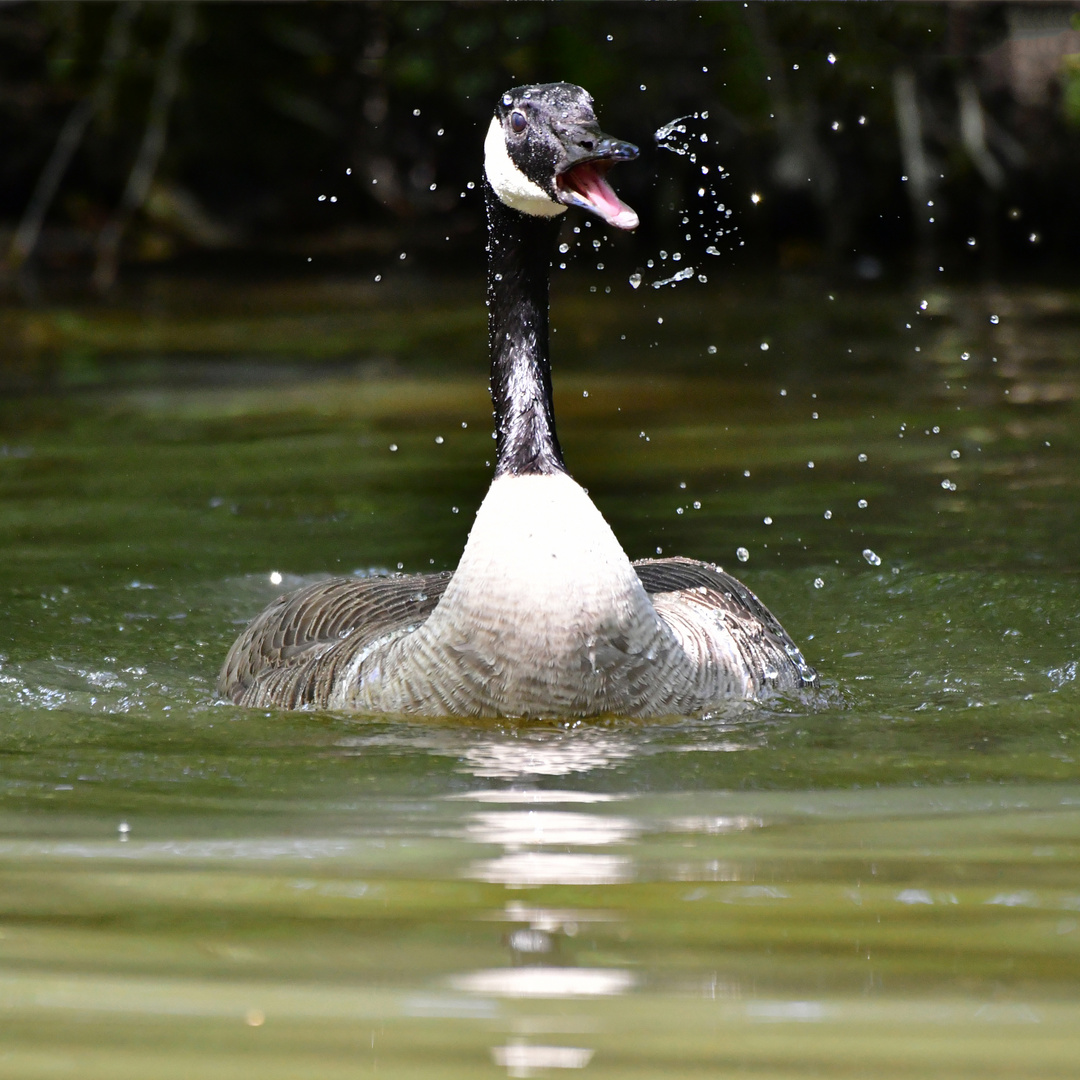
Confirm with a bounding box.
[633,556,817,691]
[218,572,452,707]
[220,557,813,711]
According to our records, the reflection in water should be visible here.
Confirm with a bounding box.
[451,967,635,998]
[668,814,763,833]
[492,1041,593,1078]
[469,851,633,886]
[335,727,638,780]
[464,810,640,847]
[459,731,637,779]
[492,902,619,932]
[449,790,624,804]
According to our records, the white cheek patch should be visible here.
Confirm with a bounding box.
[483,117,566,219]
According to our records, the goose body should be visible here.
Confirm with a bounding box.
[219,83,816,717]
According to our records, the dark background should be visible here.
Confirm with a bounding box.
[2,0,1079,303]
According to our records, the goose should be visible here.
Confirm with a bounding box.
[218,82,817,717]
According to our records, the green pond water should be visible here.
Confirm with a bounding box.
[1,276,1079,1078]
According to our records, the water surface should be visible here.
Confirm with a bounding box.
[1,276,1079,1077]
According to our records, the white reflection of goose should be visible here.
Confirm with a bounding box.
[464,810,640,847]
[451,967,635,999]
[459,730,636,779]
[469,851,633,887]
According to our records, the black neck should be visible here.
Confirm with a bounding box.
[485,183,566,477]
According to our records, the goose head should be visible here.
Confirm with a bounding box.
[484,82,639,230]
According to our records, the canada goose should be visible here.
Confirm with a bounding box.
[219,82,817,716]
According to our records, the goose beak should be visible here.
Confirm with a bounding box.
[556,135,640,231]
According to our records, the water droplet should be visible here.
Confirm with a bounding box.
[966,237,977,247]
[763,516,773,525]
[318,194,326,202]
[919,299,929,310]
[857,499,868,509]
[824,510,832,520]
[737,547,750,563]
[389,443,398,452]
[807,461,815,469]
[750,193,762,204]
[693,500,701,510]
[933,425,940,434]
[270,571,283,586]
[827,53,837,64]
[950,449,960,459]
[941,479,957,491]
[814,577,825,589]
[862,548,881,566]
[705,245,721,256]
[676,507,684,515]
[760,342,770,351]
[858,452,868,462]
[743,470,751,478]
[451,506,459,514]
[707,345,717,354]
[961,351,970,360]
[559,243,569,253]
[990,314,999,325]
[434,436,444,445]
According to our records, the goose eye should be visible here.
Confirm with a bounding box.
[510,111,527,134]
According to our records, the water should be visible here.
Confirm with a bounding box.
[2,276,1080,1077]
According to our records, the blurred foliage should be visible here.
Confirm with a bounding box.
[1,1,1079,291]
[1064,13,1080,125]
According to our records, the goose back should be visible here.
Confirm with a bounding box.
[219,555,814,714]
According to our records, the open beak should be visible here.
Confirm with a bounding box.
[556,135,639,231]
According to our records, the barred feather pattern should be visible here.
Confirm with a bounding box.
[219,556,815,716]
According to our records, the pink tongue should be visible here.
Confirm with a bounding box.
[573,165,639,231]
